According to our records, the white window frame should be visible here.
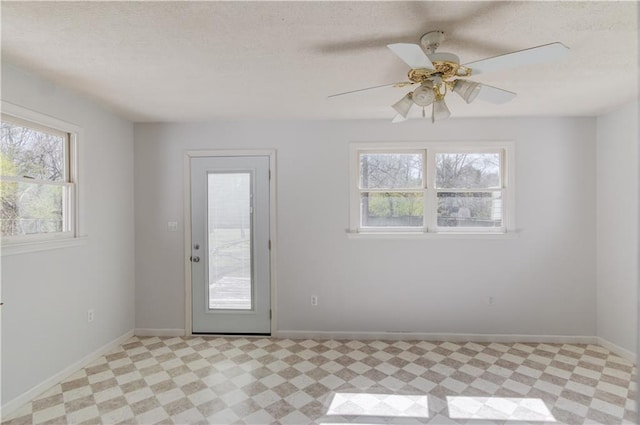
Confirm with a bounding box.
[349,141,516,238]
[357,149,426,233]
[1,101,85,255]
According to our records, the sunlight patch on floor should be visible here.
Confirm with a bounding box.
[446,396,556,422]
[326,392,430,418]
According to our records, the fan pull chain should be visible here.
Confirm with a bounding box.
[422,107,426,118]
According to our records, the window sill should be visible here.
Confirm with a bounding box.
[346,231,520,240]
[1,236,88,256]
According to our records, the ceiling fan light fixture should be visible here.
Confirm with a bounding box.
[329,31,568,123]
[391,92,413,119]
[432,99,451,123]
[453,80,482,104]
[412,82,436,107]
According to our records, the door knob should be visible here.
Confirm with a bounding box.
[190,256,200,263]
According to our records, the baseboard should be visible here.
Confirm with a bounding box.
[133,329,635,363]
[1,329,134,419]
[274,330,599,345]
[597,336,636,363]
[134,328,186,337]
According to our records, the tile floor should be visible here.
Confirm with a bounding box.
[2,336,636,424]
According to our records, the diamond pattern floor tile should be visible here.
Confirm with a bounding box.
[1,337,636,425]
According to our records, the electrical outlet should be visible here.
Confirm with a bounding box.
[488,296,495,305]
[88,309,95,322]
[311,295,318,306]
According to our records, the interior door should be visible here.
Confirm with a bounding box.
[190,156,270,334]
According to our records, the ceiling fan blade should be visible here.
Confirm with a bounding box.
[464,42,569,76]
[387,43,434,69]
[328,82,404,98]
[328,82,414,98]
[476,84,517,104]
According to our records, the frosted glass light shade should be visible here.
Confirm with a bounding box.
[412,82,436,107]
[392,93,413,119]
[453,80,482,104]
[432,99,451,123]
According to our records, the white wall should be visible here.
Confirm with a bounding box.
[1,59,632,413]
[596,100,639,357]
[1,64,135,405]
[135,117,597,338]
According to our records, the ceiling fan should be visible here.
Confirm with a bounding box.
[329,31,569,123]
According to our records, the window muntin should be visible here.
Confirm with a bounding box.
[351,144,512,235]
[1,114,75,240]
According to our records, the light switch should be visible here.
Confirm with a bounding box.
[168,220,178,232]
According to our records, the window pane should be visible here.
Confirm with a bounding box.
[436,153,500,189]
[437,192,502,228]
[1,181,66,236]
[361,192,423,227]
[360,153,423,189]
[208,173,252,310]
[1,120,66,181]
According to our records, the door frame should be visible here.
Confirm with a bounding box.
[183,149,277,337]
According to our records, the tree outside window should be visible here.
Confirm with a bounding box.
[351,144,511,234]
[1,116,72,238]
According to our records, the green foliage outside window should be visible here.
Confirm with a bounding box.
[1,120,67,237]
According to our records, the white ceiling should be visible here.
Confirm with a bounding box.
[2,1,638,122]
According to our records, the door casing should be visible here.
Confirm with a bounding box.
[184,150,277,336]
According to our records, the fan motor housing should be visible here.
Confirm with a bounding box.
[408,52,471,83]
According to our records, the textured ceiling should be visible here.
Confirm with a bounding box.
[1,1,638,122]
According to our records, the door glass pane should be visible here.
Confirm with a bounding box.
[208,172,252,310]
[437,192,502,227]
